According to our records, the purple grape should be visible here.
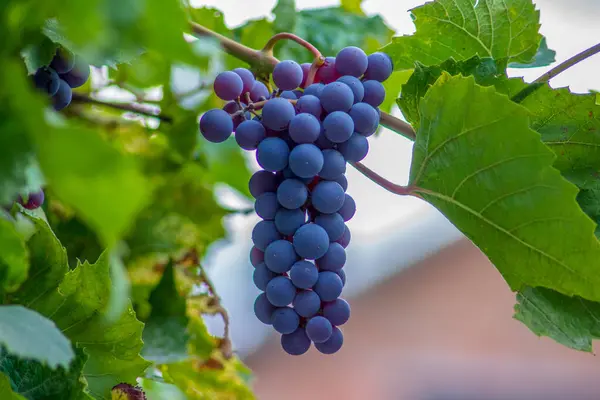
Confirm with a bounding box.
[323,111,354,143]
[303,83,325,98]
[349,102,379,136]
[314,271,343,301]
[338,133,369,162]
[293,223,329,259]
[295,95,322,119]
[300,63,311,88]
[252,220,281,251]
[51,79,72,111]
[314,326,343,354]
[199,109,233,143]
[274,208,306,236]
[265,240,298,273]
[293,290,321,317]
[50,48,75,74]
[364,52,393,82]
[315,213,345,241]
[323,299,350,326]
[290,260,319,289]
[254,192,279,220]
[316,242,346,272]
[261,98,296,131]
[249,170,279,198]
[213,71,244,101]
[33,67,60,95]
[289,113,321,144]
[289,144,324,178]
[319,149,346,180]
[271,307,300,334]
[362,80,385,108]
[250,81,270,102]
[273,60,303,91]
[233,67,255,94]
[281,327,311,355]
[235,120,266,150]
[337,269,346,286]
[253,262,277,291]
[250,246,264,267]
[254,293,276,324]
[277,179,308,209]
[256,137,290,172]
[19,190,45,210]
[306,316,333,343]
[332,174,348,192]
[335,46,368,77]
[315,57,340,84]
[280,90,297,100]
[311,181,345,214]
[336,225,351,248]
[338,194,356,221]
[59,58,89,88]
[266,276,296,306]
[337,75,364,104]
[320,82,354,113]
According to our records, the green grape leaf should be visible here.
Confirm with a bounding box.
[33,125,151,246]
[0,372,26,400]
[198,138,252,198]
[272,0,297,33]
[509,37,556,68]
[564,169,600,236]
[139,378,187,400]
[0,218,29,293]
[341,0,364,15]
[409,75,600,301]
[188,7,231,36]
[382,0,544,71]
[0,305,74,369]
[20,34,58,74]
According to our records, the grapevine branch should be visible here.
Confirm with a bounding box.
[262,33,323,60]
[351,162,413,196]
[71,92,173,122]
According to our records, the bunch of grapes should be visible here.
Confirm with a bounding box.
[32,47,90,111]
[199,46,393,355]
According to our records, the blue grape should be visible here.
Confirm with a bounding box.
[336,225,351,248]
[250,81,270,102]
[316,242,346,272]
[33,67,60,95]
[256,137,290,172]
[261,98,296,131]
[249,170,279,198]
[315,57,340,84]
[337,75,364,104]
[266,276,296,306]
[362,80,385,108]
[323,299,350,326]
[293,223,329,259]
[364,52,393,82]
[51,79,72,111]
[289,113,321,144]
[265,240,298,273]
[314,326,343,354]
[306,316,333,343]
[250,246,264,267]
[254,293,275,324]
[315,131,335,150]
[315,213,345,241]
[273,60,303,91]
[292,290,321,317]
[271,307,300,334]
[338,133,369,162]
[337,269,346,286]
[303,83,325,98]
[282,167,313,184]
[295,95,322,119]
[235,120,266,150]
[50,48,75,74]
[289,144,324,178]
[223,101,251,130]
[290,260,319,289]
[320,82,354,113]
[19,190,44,210]
[332,174,348,192]
[281,327,311,355]
[277,179,308,209]
[311,181,345,214]
[339,194,356,221]
[252,220,281,251]
[213,71,243,101]
[319,149,346,180]
[253,263,277,291]
[280,90,297,100]
[349,102,380,136]
[274,208,305,236]
[199,109,233,143]
[233,67,255,94]
[300,63,311,88]
[314,271,343,301]
[254,192,279,220]
[293,89,304,98]
[323,111,354,143]
[335,46,368,77]
[59,59,89,88]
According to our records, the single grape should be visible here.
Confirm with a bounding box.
[320,82,354,113]
[335,46,368,77]
[290,260,319,289]
[362,80,385,108]
[336,225,351,248]
[213,71,244,101]
[271,307,300,334]
[253,263,277,291]
[292,290,321,317]
[323,112,354,143]
[254,192,279,220]
[295,95,322,119]
[266,276,296,307]
[280,90,297,100]
[49,48,75,74]
[273,60,303,91]
[261,98,296,131]
[274,208,305,236]
[293,223,329,259]
[18,190,45,210]
[249,170,279,198]
[337,75,364,104]
[349,102,380,136]
[51,79,72,111]
[323,298,350,326]
[281,327,311,355]
[364,52,393,82]
[314,271,343,301]
[223,101,241,114]
[289,144,324,178]
[314,326,343,354]
[289,113,321,144]
[250,246,264,267]
[293,89,304,98]
[306,316,333,343]
[311,181,345,214]
[277,179,308,209]
[252,220,281,251]
[338,133,369,162]
[300,63,311,88]
[315,213,345,241]
[315,57,339,84]
[59,58,90,88]
[316,242,346,271]
[303,83,325,98]
[265,240,298,273]
[250,81,270,102]
[199,109,233,143]
[233,67,255,94]
[332,174,348,192]
[319,149,346,180]
[337,269,346,286]
[282,167,313,184]
[33,67,60,95]
[224,102,250,129]
[254,293,276,324]
[256,137,290,172]
[338,194,356,221]
[235,119,266,150]
[315,131,336,150]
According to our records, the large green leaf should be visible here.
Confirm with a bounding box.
[509,37,556,68]
[382,0,544,71]
[0,218,28,293]
[0,373,25,400]
[0,305,74,369]
[409,75,600,301]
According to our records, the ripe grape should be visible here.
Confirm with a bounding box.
[362,79,385,108]
[250,81,270,102]
[261,98,296,131]
[289,113,321,144]
[303,83,325,98]
[289,144,324,178]
[335,46,368,77]
[282,166,313,184]
[281,327,311,355]
[33,67,60,95]
[349,102,379,136]
[315,213,345,241]
[254,192,279,220]
[265,240,298,273]
[364,52,393,82]
[233,67,255,94]
[316,242,346,272]
[199,109,233,143]
[256,137,290,172]
[280,90,297,100]
[323,112,354,143]
[60,59,90,88]
[339,194,356,221]
[315,131,336,150]
[253,263,277,291]
[51,79,72,111]
[235,119,266,150]
[315,57,339,84]
[249,170,279,198]
[293,223,329,259]
[271,307,300,334]
[290,260,319,289]
[314,271,343,301]
[337,269,346,286]
[332,174,348,192]
[273,60,303,91]
[274,208,305,235]
[336,225,351,248]
[213,71,244,101]
[18,190,45,210]
[338,132,369,162]
[323,299,350,326]
[314,326,343,354]
[292,290,321,317]
[254,293,276,324]
[319,149,346,180]
[295,95,322,119]
[277,179,308,209]
[300,63,311,88]
[320,82,354,113]
[337,75,364,104]
[306,316,333,343]
[252,220,281,251]
[266,276,296,306]
[311,181,345,214]
[49,48,75,74]
[250,246,264,267]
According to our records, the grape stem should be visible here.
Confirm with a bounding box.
[262,32,322,60]
[379,111,416,140]
[303,57,326,88]
[71,92,173,122]
[350,162,414,196]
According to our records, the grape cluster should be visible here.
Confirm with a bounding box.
[32,47,90,111]
[199,46,393,355]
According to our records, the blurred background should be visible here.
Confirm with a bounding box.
[191,0,600,399]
